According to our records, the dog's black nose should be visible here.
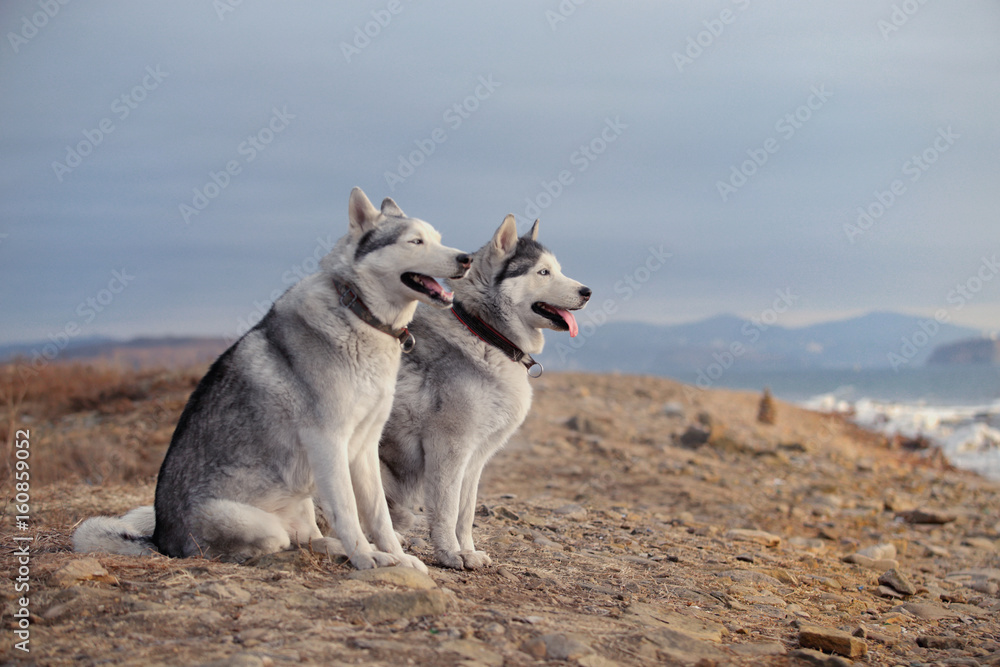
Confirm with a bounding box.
[456,254,472,268]
[579,286,592,300]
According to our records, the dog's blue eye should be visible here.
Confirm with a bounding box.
[538,269,549,276]
[409,238,423,245]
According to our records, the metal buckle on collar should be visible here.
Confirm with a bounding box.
[400,331,416,354]
[526,361,543,378]
[339,288,358,309]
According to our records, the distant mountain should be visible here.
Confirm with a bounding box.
[0,311,985,376]
[545,311,982,376]
[0,336,229,369]
[928,338,1000,365]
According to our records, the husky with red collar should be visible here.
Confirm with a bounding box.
[74,188,470,572]
[379,215,591,569]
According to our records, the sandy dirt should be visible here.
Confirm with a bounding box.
[2,369,999,665]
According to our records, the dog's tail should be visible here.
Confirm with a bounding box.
[73,506,157,556]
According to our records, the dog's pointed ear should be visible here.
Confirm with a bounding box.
[525,219,540,241]
[491,214,519,259]
[348,187,380,237]
[380,197,405,219]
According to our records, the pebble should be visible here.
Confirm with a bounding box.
[725,528,782,547]
[359,589,451,624]
[521,633,594,661]
[897,508,958,524]
[856,543,896,560]
[798,623,868,658]
[49,558,117,587]
[347,567,437,590]
[877,568,917,596]
[789,648,856,666]
[916,635,966,650]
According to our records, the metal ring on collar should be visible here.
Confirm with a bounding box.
[526,361,543,378]
[400,332,417,354]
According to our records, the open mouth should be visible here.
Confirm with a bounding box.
[401,272,454,306]
[532,302,580,337]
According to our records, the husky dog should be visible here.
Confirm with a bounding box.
[379,215,590,569]
[74,188,471,572]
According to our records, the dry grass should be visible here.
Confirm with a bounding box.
[0,361,202,487]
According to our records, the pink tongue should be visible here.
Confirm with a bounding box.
[418,275,452,300]
[553,307,579,337]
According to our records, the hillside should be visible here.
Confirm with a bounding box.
[928,338,1000,366]
[1,362,999,664]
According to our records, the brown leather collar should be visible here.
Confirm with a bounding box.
[332,278,415,353]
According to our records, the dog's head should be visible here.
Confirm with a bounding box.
[344,187,471,310]
[457,215,591,353]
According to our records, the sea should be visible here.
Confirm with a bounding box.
[678,365,1000,481]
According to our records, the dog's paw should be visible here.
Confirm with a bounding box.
[397,553,429,573]
[459,550,492,570]
[434,550,467,570]
[350,550,400,570]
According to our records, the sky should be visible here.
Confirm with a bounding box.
[1,1,998,347]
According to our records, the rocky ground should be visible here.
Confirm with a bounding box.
[2,367,999,666]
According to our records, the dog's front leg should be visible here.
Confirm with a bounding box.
[300,427,397,571]
[453,447,492,570]
[425,438,479,570]
[352,439,428,573]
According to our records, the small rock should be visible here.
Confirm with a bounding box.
[877,568,916,596]
[894,602,960,620]
[49,558,118,587]
[347,567,437,590]
[736,553,754,563]
[916,635,966,650]
[565,415,613,437]
[679,424,711,447]
[359,589,451,624]
[876,585,905,599]
[798,623,868,658]
[756,567,799,586]
[553,503,587,521]
[757,387,776,424]
[521,633,594,661]
[662,402,686,418]
[493,506,520,521]
[789,648,855,666]
[725,528,781,548]
[856,543,896,560]
[897,508,957,524]
[842,554,899,571]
